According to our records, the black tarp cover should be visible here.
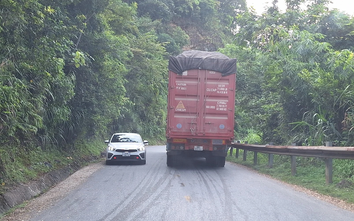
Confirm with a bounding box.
[168,50,237,76]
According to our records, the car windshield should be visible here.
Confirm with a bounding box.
[110,134,142,143]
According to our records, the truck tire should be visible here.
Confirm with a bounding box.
[167,155,174,167]
[206,156,216,167]
[217,156,226,167]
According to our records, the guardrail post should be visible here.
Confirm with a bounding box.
[254,151,258,165]
[243,141,248,161]
[291,156,296,176]
[325,141,333,184]
[268,142,274,168]
[235,140,240,158]
[268,154,274,168]
[243,150,247,161]
[229,146,233,156]
[291,143,296,176]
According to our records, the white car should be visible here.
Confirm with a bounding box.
[105,133,148,165]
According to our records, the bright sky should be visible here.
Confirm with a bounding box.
[247,0,354,16]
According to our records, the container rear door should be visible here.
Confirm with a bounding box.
[167,69,235,139]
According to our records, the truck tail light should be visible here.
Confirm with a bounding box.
[172,144,185,150]
[213,146,226,151]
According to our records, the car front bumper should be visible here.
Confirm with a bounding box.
[106,151,146,162]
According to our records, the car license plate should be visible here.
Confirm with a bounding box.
[194,146,203,151]
[122,152,130,157]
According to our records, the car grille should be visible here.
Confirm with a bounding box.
[112,155,141,160]
[115,149,138,152]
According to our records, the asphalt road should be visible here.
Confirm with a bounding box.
[30,145,354,221]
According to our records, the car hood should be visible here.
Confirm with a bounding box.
[108,143,144,150]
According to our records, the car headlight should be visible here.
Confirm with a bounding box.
[108,146,115,151]
[138,146,145,151]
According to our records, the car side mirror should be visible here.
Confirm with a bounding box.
[143,140,149,146]
[104,140,109,144]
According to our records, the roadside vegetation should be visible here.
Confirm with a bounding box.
[227,128,354,205]
[1,0,354,208]
[0,139,106,194]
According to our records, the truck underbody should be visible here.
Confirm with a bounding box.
[166,138,230,167]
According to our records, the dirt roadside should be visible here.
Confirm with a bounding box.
[1,162,104,221]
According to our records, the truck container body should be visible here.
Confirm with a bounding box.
[166,50,236,167]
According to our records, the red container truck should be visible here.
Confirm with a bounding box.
[166,50,237,167]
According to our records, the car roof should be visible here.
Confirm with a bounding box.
[112,133,141,136]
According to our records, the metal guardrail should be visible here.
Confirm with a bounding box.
[230,143,354,159]
[228,142,354,184]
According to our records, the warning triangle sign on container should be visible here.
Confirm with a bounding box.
[175,101,186,111]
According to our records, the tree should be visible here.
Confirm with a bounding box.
[0,0,79,146]
[223,0,354,145]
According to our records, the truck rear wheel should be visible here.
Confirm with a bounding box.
[167,155,174,167]
[216,156,226,167]
[206,156,216,167]
[206,156,225,167]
